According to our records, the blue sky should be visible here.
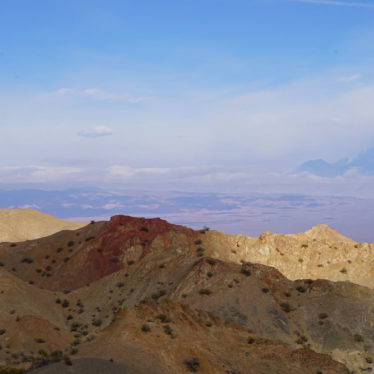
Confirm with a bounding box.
[1,0,374,197]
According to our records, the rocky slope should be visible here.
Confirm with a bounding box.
[0,209,87,243]
[0,214,373,373]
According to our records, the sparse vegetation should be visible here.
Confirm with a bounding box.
[152,289,167,300]
[21,257,33,264]
[280,302,292,313]
[156,314,172,323]
[92,319,102,327]
[295,335,308,345]
[247,337,255,344]
[163,325,175,338]
[184,357,200,372]
[141,324,151,332]
[240,264,251,276]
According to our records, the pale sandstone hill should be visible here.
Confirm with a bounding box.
[0,209,87,243]
[201,225,374,289]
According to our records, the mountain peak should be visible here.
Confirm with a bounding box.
[305,224,355,243]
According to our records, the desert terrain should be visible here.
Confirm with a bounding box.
[0,209,373,373]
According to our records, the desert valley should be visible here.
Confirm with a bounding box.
[0,209,372,374]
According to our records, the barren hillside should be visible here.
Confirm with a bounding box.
[0,209,87,243]
[0,213,373,373]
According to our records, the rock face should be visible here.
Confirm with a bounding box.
[0,209,87,243]
[0,213,373,373]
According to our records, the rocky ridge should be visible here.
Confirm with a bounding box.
[0,214,373,373]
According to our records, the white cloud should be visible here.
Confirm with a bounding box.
[109,165,170,177]
[78,126,113,138]
[337,74,360,82]
[54,87,150,103]
[103,202,124,210]
[18,203,41,209]
[56,88,74,95]
[290,0,374,7]
[80,88,150,103]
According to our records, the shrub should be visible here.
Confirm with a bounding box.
[184,357,200,372]
[61,299,69,308]
[280,303,292,313]
[354,334,364,342]
[194,239,202,245]
[67,241,74,247]
[152,290,167,300]
[140,226,149,232]
[295,335,308,344]
[247,337,255,344]
[156,314,171,323]
[296,286,306,293]
[340,268,347,274]
[92,319,102,327]
[141,324,151,332]
[21,258,33,264]
[111,257,119,263]
[34,338,45,343]
[240,265,251,276]
[318,313,328,320]
[262,288,269,294]
[206,258,216,266]
[64,356,72,365]
[0,329,6,335]
[163,325,174,337]
[199,289,212,295]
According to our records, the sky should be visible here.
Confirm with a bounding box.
[1,0,374,199]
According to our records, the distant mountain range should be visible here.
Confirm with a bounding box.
[299,147,374,177]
